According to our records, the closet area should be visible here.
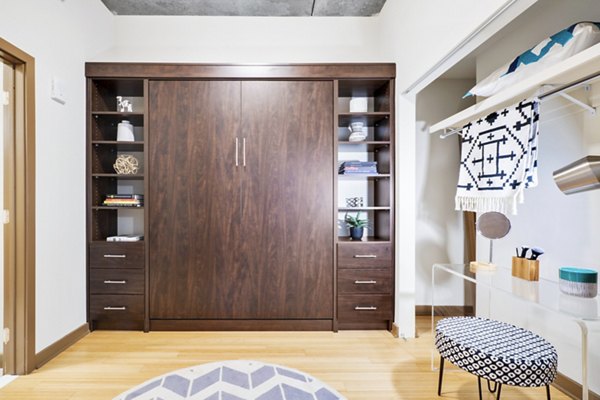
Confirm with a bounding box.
[85,63,396,332]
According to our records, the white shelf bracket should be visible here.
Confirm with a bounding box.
[440,127,462,139]
[557,90,596,115]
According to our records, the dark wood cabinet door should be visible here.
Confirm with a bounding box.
[239,81,334,319]
[148,80,242,319]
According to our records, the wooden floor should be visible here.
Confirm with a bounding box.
[0,317,570,399]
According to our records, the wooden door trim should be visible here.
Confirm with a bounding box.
[0,37,35,375]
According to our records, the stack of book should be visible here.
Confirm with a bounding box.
[339,161,378,175]
[106,234,144,242]
[102,194,144,207]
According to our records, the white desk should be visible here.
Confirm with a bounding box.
[432,263,600,400]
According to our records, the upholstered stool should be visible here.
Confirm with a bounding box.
[435,317,558,400]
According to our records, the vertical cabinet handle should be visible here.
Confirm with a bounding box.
[235,137,239,167]
[242,138,246,167]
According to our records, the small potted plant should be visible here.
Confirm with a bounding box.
[345,212,368,241]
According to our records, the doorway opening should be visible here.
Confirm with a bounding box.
[0,37,36,376]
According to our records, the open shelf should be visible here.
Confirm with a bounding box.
[337,237,391,243]
[338,206,390,211]
[430,42,600,133]
[92,173,144,179]
[338,141,390,152]
[338,174,390,179]
[339,112,390,127]
[92,141,144,151]
[92,206,144,210]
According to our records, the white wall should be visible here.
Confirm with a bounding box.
[94,16,381,62]
[377,0,517,337]
[415,79,475,306]
[0,0,114,352]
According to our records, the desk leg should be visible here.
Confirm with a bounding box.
[575,321,589,400]
[431,266,436,370]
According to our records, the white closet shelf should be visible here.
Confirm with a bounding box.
[430,42,600,134]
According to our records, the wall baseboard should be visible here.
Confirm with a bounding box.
[554,372,600,400]
[415,305,474,317]
[35,323,89,369]
[391,322,400,338]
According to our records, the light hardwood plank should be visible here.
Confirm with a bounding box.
[0,317,571,399]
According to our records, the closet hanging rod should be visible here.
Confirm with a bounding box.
[436,71,600,139]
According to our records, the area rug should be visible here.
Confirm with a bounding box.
[113,360,346,400]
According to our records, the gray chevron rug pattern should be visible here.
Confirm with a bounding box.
[114,360,345,400]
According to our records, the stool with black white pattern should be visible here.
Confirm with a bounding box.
[435,317,558,400]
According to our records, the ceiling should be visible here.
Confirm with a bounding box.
[100,0,387,16]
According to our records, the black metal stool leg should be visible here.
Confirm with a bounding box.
[437,356,445,396]
[496,383,502,400]
[477,377,482,400]
[546,384,551,400]
[487,379,498,393]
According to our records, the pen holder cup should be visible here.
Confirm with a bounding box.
[512,257,540,281]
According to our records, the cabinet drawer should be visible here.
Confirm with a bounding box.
[338,243,391,268]
[90,294,144,320]
[338,295,392,321]
[89,242,144,269]
[338,269,391,294]
[90,269,144,295]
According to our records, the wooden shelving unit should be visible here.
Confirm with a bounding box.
[87,77,146,331]
[335,78,395,330]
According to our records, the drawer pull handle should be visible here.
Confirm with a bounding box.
[103,254,126,258]
[103,280,127,284]
[103,306,126,311]
[355,306,378,311]
[354,280,377,284]
[354,254,377,258]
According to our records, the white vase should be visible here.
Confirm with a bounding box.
[116,120,135,142]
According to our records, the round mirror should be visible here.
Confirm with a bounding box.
[477,211,511,239]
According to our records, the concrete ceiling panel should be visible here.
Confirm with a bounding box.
[313,0,387,16]
[100,0,388,16]
[101,0,314,16]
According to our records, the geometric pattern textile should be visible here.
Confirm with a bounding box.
[455,99,540,215]
[113,360,346,400]
[435,317,558,387]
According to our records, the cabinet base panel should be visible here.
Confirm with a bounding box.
[150,319,333,331]
[90,319,144,331]
[337,320,391,330]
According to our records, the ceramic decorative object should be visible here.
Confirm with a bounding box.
[559,267,598,298]
[345,197,364,207]
[349,97,368,112]
[348,121,366,142]
[116,120,135,142]
[113,154,139,175]
[116,96,133,112]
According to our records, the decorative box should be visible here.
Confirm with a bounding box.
[559,267,598,298]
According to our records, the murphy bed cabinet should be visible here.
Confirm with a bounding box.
[85,63,395,332]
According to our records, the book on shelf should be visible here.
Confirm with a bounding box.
[106,234,144,242]
[338,160,378,174]
[102,193,144,207]
[105,194,144,199]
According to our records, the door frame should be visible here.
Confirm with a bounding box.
[0,37,36,375]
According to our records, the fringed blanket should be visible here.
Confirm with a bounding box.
[455,99,539,215]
